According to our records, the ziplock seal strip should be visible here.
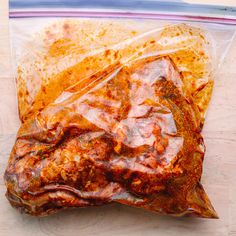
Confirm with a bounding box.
[9,10,236,25]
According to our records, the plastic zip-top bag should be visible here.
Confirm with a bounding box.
[5,0,236,218]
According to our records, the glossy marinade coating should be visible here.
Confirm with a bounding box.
[5,56,217,217]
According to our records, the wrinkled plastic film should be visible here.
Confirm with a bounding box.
[5,16,235,218]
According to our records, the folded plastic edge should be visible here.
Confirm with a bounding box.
[186,183,218,219]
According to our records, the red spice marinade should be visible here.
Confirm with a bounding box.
[4,20,217,218]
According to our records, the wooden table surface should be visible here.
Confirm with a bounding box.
[0,0,236,235]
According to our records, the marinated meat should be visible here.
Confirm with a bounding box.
[4,21,217,218]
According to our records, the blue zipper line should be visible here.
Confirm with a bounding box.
[9,0,236,17]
